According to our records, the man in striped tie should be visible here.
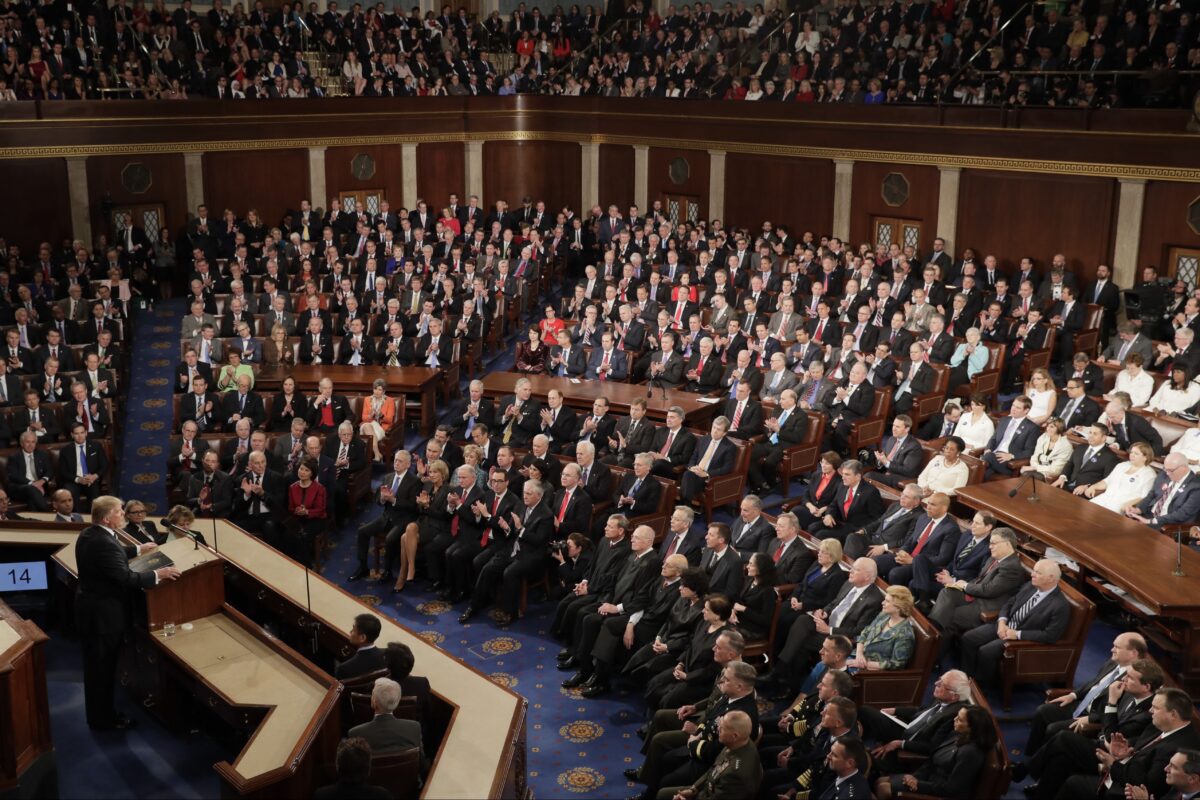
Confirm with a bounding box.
[960,559,1071,687]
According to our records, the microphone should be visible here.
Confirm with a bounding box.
[1008,471,1042,502]
[163,520,201,550]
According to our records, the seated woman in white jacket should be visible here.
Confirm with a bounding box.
[1085,441,1158,513]
[1146,367,1200,414]
[1170,420,1200,472]
[953,394,995,453]
[1106,352,1155,408]
[916,436,970,496]
[1018,417,1074,481]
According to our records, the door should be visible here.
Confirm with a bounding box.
[339,189,386,218]
[1167,246,1200,287]
[111,203,165,243]
[662,193,700,226]
[872,216,922,253]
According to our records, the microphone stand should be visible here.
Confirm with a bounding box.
[1174,527,1191,577]
[1007,471,1040,503]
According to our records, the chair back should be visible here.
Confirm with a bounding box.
[370,747,422,800]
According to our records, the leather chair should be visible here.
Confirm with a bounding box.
[952,341,1005,407]
[911,363,949,429]
[997,560,1096,710]
[742,583,789,666]
[606,465,677,542]
[853,590,940,709]
[774,412,825,496]
[370,747,422,800]
[896,679,1012,800]
[695,434,751,524]
[846,387,892,453]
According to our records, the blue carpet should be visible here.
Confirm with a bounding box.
[45,288,1109,800]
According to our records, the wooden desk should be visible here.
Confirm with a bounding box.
[149,607,341,795]
[480,371,721,427]
[0,597,55,799]
[957,479,1200,692]
[0,518,528,799]
[206,519,527,799]
[254,365,441,435]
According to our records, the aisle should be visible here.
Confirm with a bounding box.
[116,299,185,514]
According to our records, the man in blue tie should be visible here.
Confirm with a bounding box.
[747,389,808,494]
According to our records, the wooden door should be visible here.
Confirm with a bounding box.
[662,193,700,225]
[338,189,386,218]
[111,203,165,242]
[1167,246,1200,287]
[872,216,922,253]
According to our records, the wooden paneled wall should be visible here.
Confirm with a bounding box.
[1139,181,1200,271]
[324,145,404,205]
[723,155,834,237]
[598,145,635,213]
[647,148,710,221]
[202,151,310,230]
[483,141,581,216]
[415,142,466,213]
[847,162,941,253]
[0,159,71,252]
[85,154,189,247]
[956,170,1117,285]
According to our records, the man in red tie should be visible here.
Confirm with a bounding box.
[817,460,885,542]
[871,493,956,595]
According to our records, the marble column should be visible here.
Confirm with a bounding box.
[633,145,649,212]
[65,156,92,247]
[935,167,961,257]
[183,151,205,215]
[464,141,484,203]
[401,143,419,210]
[580,141,600,214]
[708,149,727,223]
[832,159,854,242]
[307,146,327,211]
[1112,178,1147,290]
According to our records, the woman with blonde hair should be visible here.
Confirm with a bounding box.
[1025,367,1058,425]
[849,586,916,671]
[263,322,295,368]
[1086,441,1157,514]
[1020,417,1073,481]
[395,459,452,593]
[358,379,396,462]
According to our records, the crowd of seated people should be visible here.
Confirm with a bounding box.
[1,0,1195,105]
[12,183,1199,797]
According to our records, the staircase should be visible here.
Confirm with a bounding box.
[302,50,348,97]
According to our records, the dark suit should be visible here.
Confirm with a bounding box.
[568,549,662,673]
[818,480,885,543]
[346,714,424,767]
[1057,722,1200,800]
[584,348,628,381]
[843,501,919,559]
[7,447,54,510]
[827,380,875,453]
[747,405,810,490]
[962,583,1071,686]
[658,527,706,567]
[769,537,816,584]
[650,426,696,477]
[982,416,1041,477]
[334,645,387,680]
[892,359,935,416]
[722,397,763,441]
[186,470,234,518]
[728,515,773,557]
[474,500,555,617]
[868,434,924,487]
[56,439,108,506]
[1058,442,1119,491]
[601,415,657,467]
[221,390,266,430]
[1134,470,1200,529]
[613,471,662,517]
[1056,393,1102,430]
[874,513,960,591]
[679,435,737,502]
[75,524,156,727]
[495,394,542,448]
[778,581,884,682]
[354,470,422,575]
[1110,413,1164,456]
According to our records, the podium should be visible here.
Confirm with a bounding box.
[0,597,56,800]
[128,537,342,799]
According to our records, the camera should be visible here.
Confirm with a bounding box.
[549,540,570,558]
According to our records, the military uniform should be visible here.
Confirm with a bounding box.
[808,769,870,799]
[654,741,763,800]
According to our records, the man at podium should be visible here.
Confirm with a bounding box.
[75,495,181,730]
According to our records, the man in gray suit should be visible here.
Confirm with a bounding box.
[759,352,800,402]
[928,526,1026,660]
[1100,322,1154,366]
[347,677,426,772]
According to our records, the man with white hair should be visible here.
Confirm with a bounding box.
[346,677,425,768]
[324,420,367,525]
[772,558,884,694]
[439,464,486,604]
[1128,451,1200,530]
[232,450,285,545]
[961,559,1071,687]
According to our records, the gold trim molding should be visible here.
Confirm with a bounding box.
[1,129,1197,183]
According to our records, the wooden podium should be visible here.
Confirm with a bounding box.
[130,537,342,799]
[0,597,56,800]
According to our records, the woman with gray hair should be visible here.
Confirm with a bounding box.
[358,378,396,462]
[946,326,989,395]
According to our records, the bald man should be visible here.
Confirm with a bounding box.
[960,559,1071,687]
